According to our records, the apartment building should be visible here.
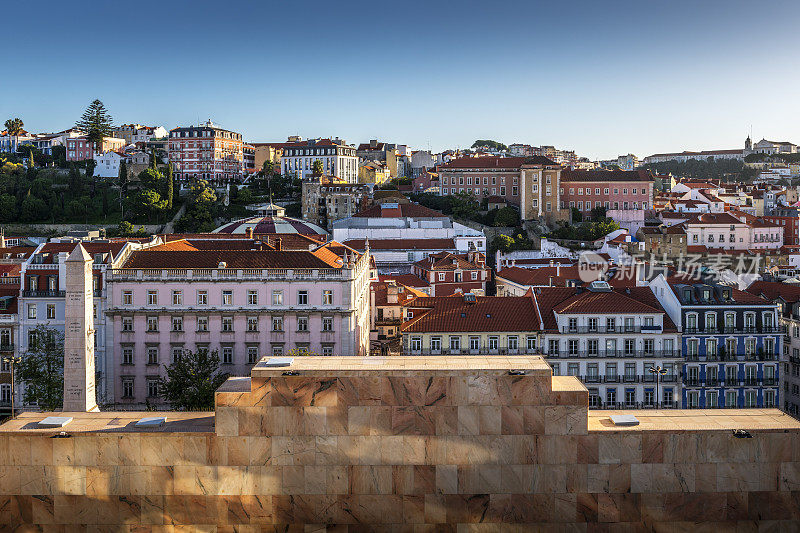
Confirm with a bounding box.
[650,275,781,409]
[401,293,541,356]
[66,136,126,162]
[745,281,800,418]
[0,244,32,414]
[538,282,682,409]
[437,156,562,223]
[560,169,654,214]
[168,121,244,186]
[281,138,358,183]
[411,251,489,296]
[113,124,169,146]
[301,177,371,230]
[104,237,371,407]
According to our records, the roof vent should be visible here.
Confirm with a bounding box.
[38,416,73,428]
[463,293,477,303]
[264,357,294,367]
[135,416,167,428]
[609,414,639,426]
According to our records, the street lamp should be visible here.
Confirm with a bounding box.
[2,356,21,419]
[648,365,668,408]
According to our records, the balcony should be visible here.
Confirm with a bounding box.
[0,343,14,352]
[589,401,679,410]
[560,325,659,334]
[21,290,65,298]
[546,350,681,359]
[684,326,786,335]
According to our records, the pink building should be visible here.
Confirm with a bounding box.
[560,169,654,214]
[105,237,371,407]
[66,136,126,161]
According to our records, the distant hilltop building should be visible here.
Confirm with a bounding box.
[168,120,244,186]
[641,136,800,164]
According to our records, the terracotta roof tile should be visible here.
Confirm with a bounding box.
[401,295,540,333]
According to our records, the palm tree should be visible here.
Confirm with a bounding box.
[3,118,24,136]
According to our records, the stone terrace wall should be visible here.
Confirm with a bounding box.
[1,356,800,530]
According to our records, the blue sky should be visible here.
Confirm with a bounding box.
[3,0,800,159]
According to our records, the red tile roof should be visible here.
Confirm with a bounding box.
[497,266,584,287]
[439,156,556,170]
[401,294,541,333]
[371,280,427,306]
[745,281,800,303]
[414,251,486,272]
[378,274,430,288]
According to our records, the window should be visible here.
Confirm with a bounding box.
[568,363,579,376]
[298,291,308,305]
[247,290,258,305]
[247,346,259,364]
[471,271,478,280]
[272,316,283,331]
[222,290,233,305]
[526,336,536,352]
[46,304,56,320]
[172,290,183,305]
[121,378,134,399]
[147,317,158,332]
[122,346,134,365]
[147,380,159,398]
[172,346,183,362]
[247,317,259,332]
[122,317,133,331]
[411,336,422,351]
[222,346,233,364]
[147,346,159,365]
[197,291,208,305]
[27,304,36,319]
[172,316,183,331]
[197,317,209,332]
[272,290,283,305]
[323,290,333,305]
[430,337,442,351]
[222,317,233,332]
[297,317,308,331]
[322,345,334,356]
[508,336,518,350]
[122,291,133,305]
[322,317,333,331]
[745,390,756,407]
[147,290,158,305]
[764,389,775,407]
[438,272,446,282]
[449,336,461,351]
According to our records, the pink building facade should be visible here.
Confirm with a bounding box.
[105,245,371,407]
[559,169,654,214]
[66,136,126,161]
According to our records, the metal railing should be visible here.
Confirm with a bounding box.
[560,325,661,334]
[21,290,65,297]
[546,350,681,359]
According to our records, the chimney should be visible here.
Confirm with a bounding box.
[245,226,253,239]
[556,264,561,276]
[275,238,282,251]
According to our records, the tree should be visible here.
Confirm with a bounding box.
[17,326,65,411]
[493,207,519,227]
[590,205,607,221]
[166,163,174,210]
[118,160,128,190]
[20,194,47,222]
[3,118,24,136]
[137,189,166,223]
[471,140,508,152]
[0,194,17,222]
[312,159,324,177]
[159,349,229,410]
[75,99,114,152]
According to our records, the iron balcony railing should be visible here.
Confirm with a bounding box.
[683,378,779,387]
[546,350,681,359]
[685,352,780,362]
[683,326,786,334]
[21,290,65,298]
[588,401,679,410]
[560,325,662,334]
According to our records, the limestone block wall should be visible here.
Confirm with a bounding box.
[1,356,800,530]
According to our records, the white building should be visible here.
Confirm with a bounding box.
[539,282,683,408]
[93,151,126,178]
[332,202,486,273]
[281,137,359,183]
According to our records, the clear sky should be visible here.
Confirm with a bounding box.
[3,0,800,160]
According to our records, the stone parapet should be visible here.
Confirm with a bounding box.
[1,356,799,529]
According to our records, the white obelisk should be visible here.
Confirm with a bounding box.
[63,244,98,412]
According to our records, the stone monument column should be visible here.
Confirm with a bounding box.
[63,244,98,412]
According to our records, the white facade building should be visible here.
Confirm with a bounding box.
[281,138,359,183]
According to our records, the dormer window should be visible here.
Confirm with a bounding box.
[703,290,711,300]
[683,289,692,301]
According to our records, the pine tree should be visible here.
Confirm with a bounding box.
[118,160,128,191]
[75,99,114,152]
[166,163,174,210]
